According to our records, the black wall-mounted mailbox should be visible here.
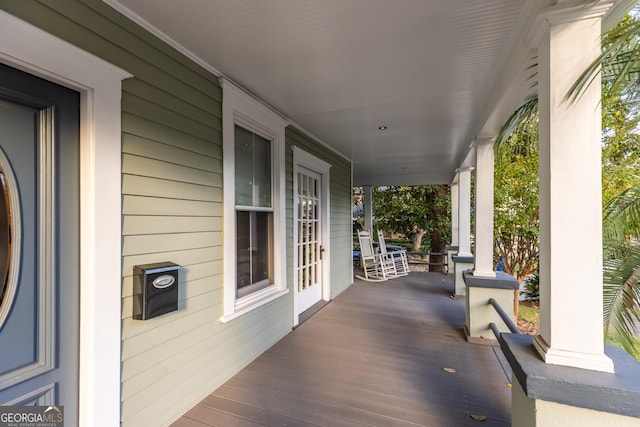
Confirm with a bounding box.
[133,262,180,320]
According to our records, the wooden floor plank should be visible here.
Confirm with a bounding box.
[170,417,211,427]
[182,404,268,427]
[217,375,452,427]
[213,384,401,427]
[172,272,511,426]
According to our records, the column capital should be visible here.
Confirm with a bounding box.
[527,1,614,48]
[474,136,495,146]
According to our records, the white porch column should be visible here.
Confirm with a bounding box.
[363,185,373,233]
[451,180,459,246]
[534,10,613,372]
[457,168,473,257]
[473,138,496,277]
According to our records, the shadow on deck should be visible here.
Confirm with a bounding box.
[172,272,512,427]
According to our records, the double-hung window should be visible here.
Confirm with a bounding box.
[234,125,273,297]
[221,79,288,322]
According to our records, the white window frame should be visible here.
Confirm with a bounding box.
[221,79,288,323]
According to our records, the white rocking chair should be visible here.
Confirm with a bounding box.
[356,230,398,282]
[377,230,410,276]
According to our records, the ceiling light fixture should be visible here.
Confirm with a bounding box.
[378,125,387,130]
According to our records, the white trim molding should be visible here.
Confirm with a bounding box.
[220,78,289,323]
[0,11,131,427]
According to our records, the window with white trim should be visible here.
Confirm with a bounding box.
[221,79,288,322]
[234,125,273,297]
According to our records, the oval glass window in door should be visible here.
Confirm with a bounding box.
[0,147,20,329]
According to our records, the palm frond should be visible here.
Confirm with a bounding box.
[568,16,640,103]
[602,184,640,242]
[603,241,640,355]
[495,97,539,147]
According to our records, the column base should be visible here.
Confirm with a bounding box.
[445,245,458,275]
[463,271,519,342]
[472,268,496,278]
[511,373,640,427]
[464,324,499,345]
[452,254,473,296]
[533,335,614,373]
[500,333,640,426]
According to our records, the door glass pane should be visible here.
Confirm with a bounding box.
[296,170,322,293]
[0,169,11,306]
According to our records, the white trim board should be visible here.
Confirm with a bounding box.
[0,10,131,427]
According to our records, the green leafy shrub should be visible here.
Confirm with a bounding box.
[521,272,539,301]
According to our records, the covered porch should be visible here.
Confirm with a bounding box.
[172,272,512,426]
[2,1,639,426]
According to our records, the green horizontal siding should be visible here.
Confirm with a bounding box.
[1,2,260,427]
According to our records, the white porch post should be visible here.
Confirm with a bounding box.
[363,185,373,233]
[457,168,473,257]
[463,139,518,342]
[473,138,496,277]
[451,180,459,246]
[452,168,474,295]
[534,8,613,372]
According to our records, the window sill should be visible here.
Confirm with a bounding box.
[219,287,289,323]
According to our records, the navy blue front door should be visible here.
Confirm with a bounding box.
[0,64,80,425]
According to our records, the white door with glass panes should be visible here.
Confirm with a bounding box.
[295,166,324,316]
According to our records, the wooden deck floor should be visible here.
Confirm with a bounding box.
[172,272,512,427]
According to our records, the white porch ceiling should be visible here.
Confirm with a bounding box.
[107,0,550,185]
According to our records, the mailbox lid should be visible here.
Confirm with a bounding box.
[134,261,180,275]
